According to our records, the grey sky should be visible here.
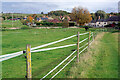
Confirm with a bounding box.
[1,0,119,14]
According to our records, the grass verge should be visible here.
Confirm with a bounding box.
[68,32,118,78]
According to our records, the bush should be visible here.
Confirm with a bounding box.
[56,23,62,26]
[84,26,89,31]
[36,21,63,27]
[20,19,26,25]
[62,19,69,28]
[21,25,30,29]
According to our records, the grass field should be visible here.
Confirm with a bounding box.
[68,32,119,78]
[2,20,27,28]
[2,28,95,78]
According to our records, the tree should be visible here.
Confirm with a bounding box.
[48,10,69,16]
[95,10,106,19]
[70,7,92,26]
[27,16,33,23]
[41,12,44,14]
[62,19,69,28]
[91,13,96,20]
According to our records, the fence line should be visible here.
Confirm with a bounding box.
[31,37,89,53]
[31,32,88,50]
[31,44,76,53]
[50,56,76,80]
[1,31,95,79]
[79,32,89,35]
[50,40,93,79]
[0,32,89,62]
[0,51,23,62]
[40,42,89,80]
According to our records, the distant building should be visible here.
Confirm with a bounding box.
[48,17,54,20]
[47,19,62,23]
[88,16,107,27]
[88,15,120,27]
[23,16,27,20]
[41,17,48,20]
[107,16,120,24]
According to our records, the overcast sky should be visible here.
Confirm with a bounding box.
[1,0,120,14]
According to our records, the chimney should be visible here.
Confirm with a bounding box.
[98,16,100,20]
[109,14,112,17]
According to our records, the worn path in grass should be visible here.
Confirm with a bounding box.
[68,32,118,78]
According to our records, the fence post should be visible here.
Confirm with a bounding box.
[92,32,94,41]
[88,32,91,48]
[77,32,79,63]
[26,44,32,79]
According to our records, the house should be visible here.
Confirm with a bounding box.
[96,19,108,27]
[88,16,108,27]
[36,16,49,22]
[88,15,120,27]
[59,16,65,21]
[48,17,54,20]
[47,19,62,23]
[36,17,42,22]
[59,16,71,21]
[23,16,27,20]
[41,17,48,20]
[107,15,120,25]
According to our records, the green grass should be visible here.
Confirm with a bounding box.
[2,28,95,78]
[2,20,27,28]
[68,32,118,78]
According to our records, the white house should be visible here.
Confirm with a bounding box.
[88,19,107,27]
[88,15,120,27]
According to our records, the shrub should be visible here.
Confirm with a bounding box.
[56,23,62,26]
[62,19,69,28]
[36,21,63,27]
[21,25,30,29]
[84,26,89,31]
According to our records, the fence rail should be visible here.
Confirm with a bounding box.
[40,32,94,80]
[1,31,95,79]
[50,40,93,80]
[0,32,89,62]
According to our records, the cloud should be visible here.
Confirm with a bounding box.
[2,2,58,13]
[2,2,118,13]
[1,0,120,2]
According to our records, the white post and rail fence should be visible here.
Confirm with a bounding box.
[0,31,96,79]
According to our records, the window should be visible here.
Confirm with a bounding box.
[104,22,106,24]
[99,22,100,24]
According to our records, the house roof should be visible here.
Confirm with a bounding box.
[91,20,97,23]
[107,16,120,21]
[97,19,107,22]
[41,17,48,20]
[47,19,62,23]
[90,16,120,23]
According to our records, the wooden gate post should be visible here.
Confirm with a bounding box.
[26,44,32,79]
[88,32,91,49]
[77,32,79,63]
